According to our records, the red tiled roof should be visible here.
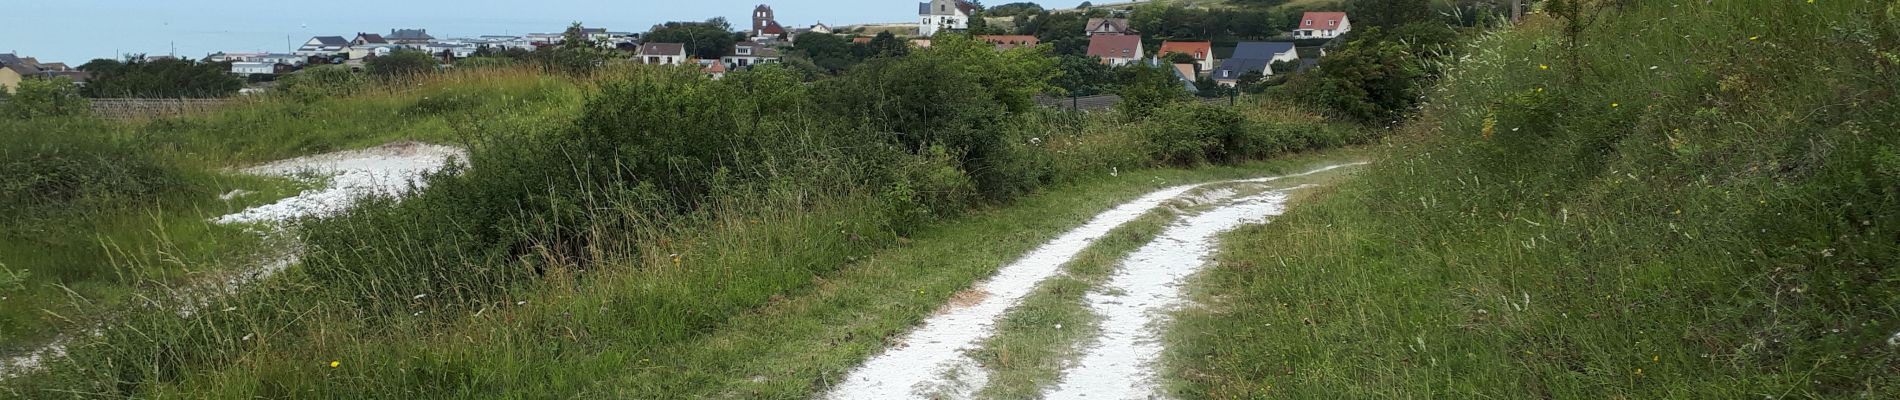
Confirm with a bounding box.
[1158,41,1212,60]
[1299,12,1348,30]
[1086,35,1142,59]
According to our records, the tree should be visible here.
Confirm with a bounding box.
[1113,63,1191,120]
[866,32,910,58]
[791,32,861,74]
[1347,0,1435,29]
[646,18,740,59]
[1050,54,1113,96]
[0,77,90,120]
[367,50,439,78]
[77,56,241,98]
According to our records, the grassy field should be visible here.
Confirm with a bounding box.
[2,36,1378,397]
[1173,1,1900,398]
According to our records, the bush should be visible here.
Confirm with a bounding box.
[1140,102,1244,165]
[0,119,180,230]
[366,50,440,78]
[277,65,365,102]
[0,78,90,120]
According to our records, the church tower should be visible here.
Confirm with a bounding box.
[752,5,776,37]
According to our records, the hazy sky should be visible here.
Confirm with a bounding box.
[1,0,1074,64]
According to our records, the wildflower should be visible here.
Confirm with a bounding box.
[1538,64,1549,70]
[1652,355,1660,362]
[1612,103,1621,108]
[1749,36,1760,41]
[1535,87,1544,93]
[329,360,341,368]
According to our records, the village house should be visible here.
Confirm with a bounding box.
[0,55,33,94]
[387,29,435,44]
[352,33,388,46]
[704,60,728,80]
[1086,34,1143,67]
[1157,41,1213,74]
[918,0,977,37]
[295,36,350,56]
[1293,12,1351,39]
[1210,42,1300,87]
[720,41,781,69]
[1085,18,1136,36]
[809,22,833,34]
[230,61,278,76]
[978,35,1040,50]
[206,51,269,63]
[638,43,688,65]
[346,44,400,60]
[258,53,306,66]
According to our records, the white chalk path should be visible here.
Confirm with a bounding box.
[0,141,464,379]
[1043,188,1298,400]
[826,163,1363,400]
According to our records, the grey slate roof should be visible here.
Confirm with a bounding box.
[389,29,434,41]
[1231,42,1296,59]
[312,36,349,46]
[640,43,686,55]
[0,53,22,65]
[1210,59,1270,80]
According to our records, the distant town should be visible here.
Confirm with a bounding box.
[1,1,1356,98]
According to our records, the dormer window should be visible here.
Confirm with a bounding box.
[1329,20,1337,26]
[1304,19,1313,26]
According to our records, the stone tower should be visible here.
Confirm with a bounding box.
[752,5,776,37]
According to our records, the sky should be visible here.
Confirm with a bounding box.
[0,0,1075,64]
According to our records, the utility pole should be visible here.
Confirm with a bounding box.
[1510,0,1524,24]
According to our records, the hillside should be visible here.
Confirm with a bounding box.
[1176,0,1900,397]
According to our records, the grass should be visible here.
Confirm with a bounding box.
[1171,1,1900,398]
[0,67,585,353]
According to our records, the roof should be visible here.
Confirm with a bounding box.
[354,33,388,43]
[4,64,38,76]
[1086,18,1134,34]
[640,43,686,55]
[730,41,782,57]
[1231,42,1296,59]
[705,61,727,73]
[43,70,90,83]
[1210,59,1270,80]
[388,29,434,41]
[0,53,22,65]
[1172,63,1196,79]
[978,35,1040,49]
[1086,34,1142,59]
[760,21,787,35]
[1299,12,1348,30]
[38,62,69,71]
[1158,41,1212,59]
[311,36,349,46]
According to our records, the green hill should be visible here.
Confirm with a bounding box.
[1175,1,1900,397]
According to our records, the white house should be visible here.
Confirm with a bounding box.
[421,42,477,59]
[720,41,782,69]
[637,43,688,65]
[206,52,268,63]
[230,62,276,76]
[259,53,306,66]
[1293,12,1351,39]
[918,0,977,37]
[295,36,349,56]
[346,44,400,60]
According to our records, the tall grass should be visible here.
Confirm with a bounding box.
[1173,1,1900,397]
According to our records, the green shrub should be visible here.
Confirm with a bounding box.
[277,65,365,102]
[0,78,90,120]
[1140,102,1244,165]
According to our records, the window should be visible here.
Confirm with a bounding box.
[1329,20,1337,26]
[1304,19,1313,26]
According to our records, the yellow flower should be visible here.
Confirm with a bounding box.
[1538,64,1549,70]
[1535,87,1544,93]
[1749,36,1760,41]
[1612,103,1621,108]
[329,360,341,368]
